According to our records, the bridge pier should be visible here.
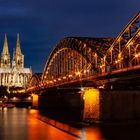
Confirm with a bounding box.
[83,89,140,122]
[32,94,39,109]
[83,88,100,121]
[37,87,140,122]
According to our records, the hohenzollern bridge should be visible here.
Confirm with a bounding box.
[27,12,140,121]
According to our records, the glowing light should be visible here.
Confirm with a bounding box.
[58,78,61,81]
[76,72,81,76]
[135,53,140,58]
[115,60,118,64]
[85,128,102,140]
[100,65,103,68]
[29,109,38,114]
[4,96,7,99]
[63,76,66,79]
[84,70,87,73]
[28,96,32,100]
[32,94,38,108]
[54,80,56,82]
[81,87,84,91]
[83,88,99,120]
[68,74,72,78]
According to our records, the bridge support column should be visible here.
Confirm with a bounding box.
[32,94,39,109]
[83,88,100,122]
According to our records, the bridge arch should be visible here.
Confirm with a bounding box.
[42,37,114,87]
[27,73,42,92]
[104,12,140,70]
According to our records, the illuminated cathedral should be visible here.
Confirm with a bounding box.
[0,34,32,87]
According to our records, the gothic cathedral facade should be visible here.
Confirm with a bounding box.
[0,34,32,87]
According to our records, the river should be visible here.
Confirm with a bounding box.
[0,107,140,140]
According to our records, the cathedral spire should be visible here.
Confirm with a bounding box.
[15,33,22,55]
[12,33,24,68]
[1,34,10,68]
[2,34,9,55]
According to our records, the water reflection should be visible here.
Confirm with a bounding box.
[0,107,28,140]
[0,108,140,140]
[80,127,103,140]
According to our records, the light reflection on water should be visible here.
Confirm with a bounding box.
[0,108,140,140]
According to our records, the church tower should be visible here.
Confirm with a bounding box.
[12,34,24,68]
[0,34,10,68]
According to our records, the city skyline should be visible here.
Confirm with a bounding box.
[0,0,139,72]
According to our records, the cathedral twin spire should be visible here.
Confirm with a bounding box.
[2,34,9,55]
[0,34,24,68]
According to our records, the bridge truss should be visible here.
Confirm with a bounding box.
[29,12,140,89]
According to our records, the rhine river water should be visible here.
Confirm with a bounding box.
[0,107,140,140]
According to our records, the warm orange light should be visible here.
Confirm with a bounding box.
[28,96,32,100]
[76,72,81,76]
[84,70,87,73]
[83,88,100,121]
[115,60,118,64]
[84,128,103,140]
[135,54,140,58]
[100,65,103,68]
[32,94,38,108]
[81,87,84,91]
[63,76,66,79]
[58,78,61,81]
[68,74,72,77]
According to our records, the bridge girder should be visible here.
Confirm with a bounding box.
[27,73,42,92]
[28,12,140,90]
[42,37,113,87]
[104,12,140,70]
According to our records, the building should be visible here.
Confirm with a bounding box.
[0,34,32,88]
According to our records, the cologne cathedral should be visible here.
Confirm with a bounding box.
[0,34,32,88]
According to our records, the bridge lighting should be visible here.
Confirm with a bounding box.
[76,72,81,76]
[100,65,103,68]
[84,69,89,73]
[4,96,7,99]
[135,54,138,58]
[63,76,66,79]
[28,96,32,100]
[68,74,72,78]
[135,53,140,58]
[100,65,105,69]
[58,78,61,81]
[81,87,84,91]
[84,70,86,73]
[115,60,118,64]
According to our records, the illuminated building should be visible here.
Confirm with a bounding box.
[0,34,32,87]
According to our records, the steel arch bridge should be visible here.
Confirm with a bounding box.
[28,12,140,90]
[27,73,42,92]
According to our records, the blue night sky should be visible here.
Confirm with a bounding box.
[0,0,139,73]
